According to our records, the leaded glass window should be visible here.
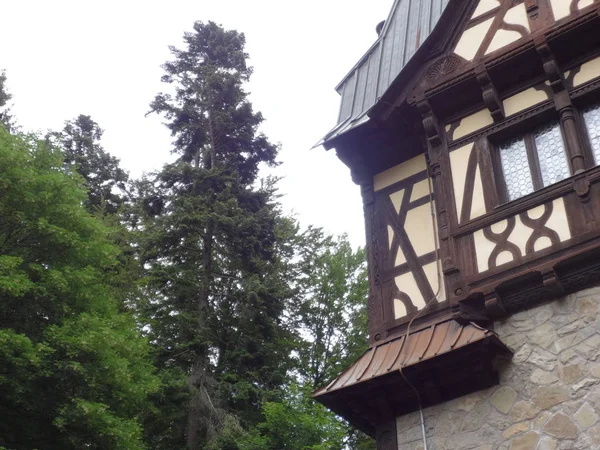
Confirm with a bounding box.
[535,122,570,187]
[498,121,570,202]
[583,103,600,165]
[499,137,534,201]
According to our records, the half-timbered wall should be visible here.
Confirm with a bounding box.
[433,47,600,311]
[373,154,444,322]
[453,0,596,64]
[365,2,600,338]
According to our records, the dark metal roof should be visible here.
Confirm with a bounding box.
[314,320,507,397]
[318,0,450,147]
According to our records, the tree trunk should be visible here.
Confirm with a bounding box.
[186,103,218,450]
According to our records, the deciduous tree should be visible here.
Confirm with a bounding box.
[0,127,158,450]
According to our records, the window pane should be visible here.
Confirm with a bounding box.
[499,137,534,201]
[583,103,600,165]
[534,122,570,187]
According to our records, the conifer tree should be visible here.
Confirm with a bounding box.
[141,21,293,449]
[49,115,129,214]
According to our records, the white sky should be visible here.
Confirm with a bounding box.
[0,0,391,248]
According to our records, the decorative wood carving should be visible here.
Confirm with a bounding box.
[476,65,505,121]
[484,292,506,317]
[573,173,591,199]
[417,99,442,148]
[425,55,462,82]
[361,182,384,340]
[525,0,539,15]
[542,268,565,297]
[535,36,565,94]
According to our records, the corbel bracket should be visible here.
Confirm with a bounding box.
[484,292,506,318]
[542,269,566,298]
[416,98,442,148]
[535,36,565,94]
[475,64,505,122]
[572,172,591,201]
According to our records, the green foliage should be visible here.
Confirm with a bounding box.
[245,384,347,450]
[0,127,157,450]
[48,114,129,214]
[139,21,295,449]
[0,20,376,450]
[295,231,369,388]
[0,70,14,130]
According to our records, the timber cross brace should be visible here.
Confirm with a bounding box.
[315,0,600,446]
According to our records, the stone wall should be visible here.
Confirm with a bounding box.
[396,287,600,450]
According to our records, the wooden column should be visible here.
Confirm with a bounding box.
[557,94,587,173]
[536,36,587,173]
[416,98,461,301]
[359,180,386,342]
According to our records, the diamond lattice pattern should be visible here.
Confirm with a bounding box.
[499,121,569,201]
[583,103,600,165]
[499,137,534,201]
[534,122,570,188]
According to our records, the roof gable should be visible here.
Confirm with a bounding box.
[319,0,451,146]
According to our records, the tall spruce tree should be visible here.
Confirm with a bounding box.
[49,115,129,214]
[141,21,293,449]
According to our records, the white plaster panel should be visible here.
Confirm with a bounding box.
[453,110,494,141]
[534,236,553,252]
[472,0,500,19]
[454,18,494,61]
[504,4,530,31]
[508,216,533,257]
[374,154,427,191]
[449,143,474,221]
[474,228,496,273]
[423,260,445,303]
[404,203,436,257]
[390,189,405,214]
[496,250,514,266]
[550,0,571,20]
[503,88,549,117]
[545,198,571,242]
[526,204,546,220]
[410,179,430,202]
[395,272,425,312]
[394,299,407,319]
[486,29,522,55]
[388,225,395,250]
[471,165,487,220]
[573,56,600,87]
[579,0,594,9]
[490,219,508,234]
[395,246,407,267]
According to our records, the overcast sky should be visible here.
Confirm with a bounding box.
[0,0,391,247]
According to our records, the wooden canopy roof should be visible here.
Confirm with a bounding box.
[314,320,511,436]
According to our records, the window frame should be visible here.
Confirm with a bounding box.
[492,118,572,204]
[578,100,600,168]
